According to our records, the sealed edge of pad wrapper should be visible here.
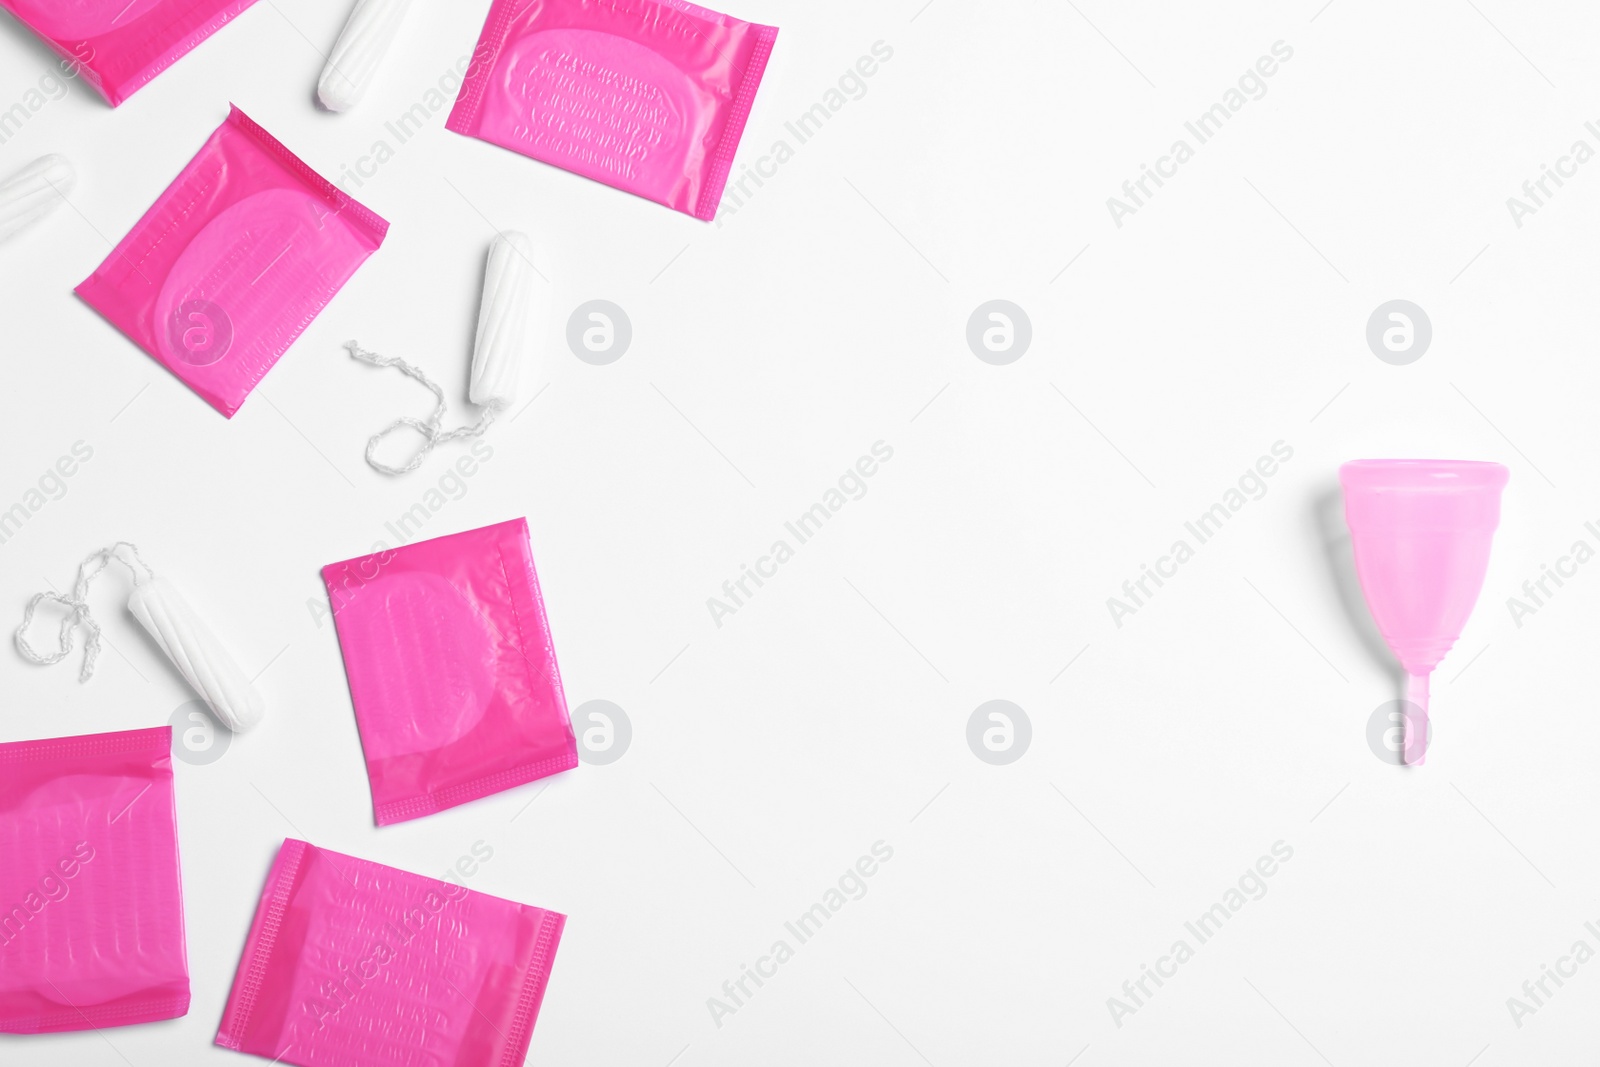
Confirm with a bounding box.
[224,105,389,244]
[372,749,579,826]
[444,0,515,132]
[0,723,171,765]
[214,837,308,1051]
[99,0,259,108]
[505,906,566,1066]
[693,20,776,220]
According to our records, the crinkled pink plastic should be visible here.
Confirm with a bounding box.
[447,0,778,220]
[0,0,257,107]
[76,106,388,418]
[0,726,189,1034]
[216,838,565,1067]
[322,518,578,826]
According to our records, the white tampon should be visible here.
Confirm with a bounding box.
[16,543,267,734]
[469,231,538,409]
[348,233,542,474]
[317,0,415,112]
[128,578,266,734]
[0,154,74,245]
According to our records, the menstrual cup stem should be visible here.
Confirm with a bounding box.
[1404,672,1430,766]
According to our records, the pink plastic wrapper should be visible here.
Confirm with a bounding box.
[76,106,388,418]
[447,0,778,220]
[216,838,565,1066]
[322,518,577,826]
[0,726,189,1034]
[0,0,257,107]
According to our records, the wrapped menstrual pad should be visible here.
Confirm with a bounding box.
[447,0,778,220]
[76,106,388,417]
[216,838,565,1067]
[0,726,189,1033]
[322,518,577,825]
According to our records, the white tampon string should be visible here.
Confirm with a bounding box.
[15,542,154,681]
[347,234,537,474]
[16,591,103,681]
[16,543,267,734]
[348,342,496,475]
[469,231,540,409]
[318,0,415,112]
[0,154,75,246]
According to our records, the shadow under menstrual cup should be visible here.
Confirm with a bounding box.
[1340,460,1509,766]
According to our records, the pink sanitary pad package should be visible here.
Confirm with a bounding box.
[216,838,565,1067]
[0,0,257,107]
[0,726,189,1033]
[447,0,778,220]
[77,106,388,417]
[322,518,577,826]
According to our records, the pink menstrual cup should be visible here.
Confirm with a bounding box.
[1339,460,1509,765]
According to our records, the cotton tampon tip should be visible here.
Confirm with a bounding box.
[469,231,539,409]
[0,154,75,245]
[127,578,267,734]
[317,0,415,112]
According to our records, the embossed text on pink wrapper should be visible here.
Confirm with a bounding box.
[447,0,778,220]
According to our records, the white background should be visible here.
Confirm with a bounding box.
[3,0,1599,1064]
